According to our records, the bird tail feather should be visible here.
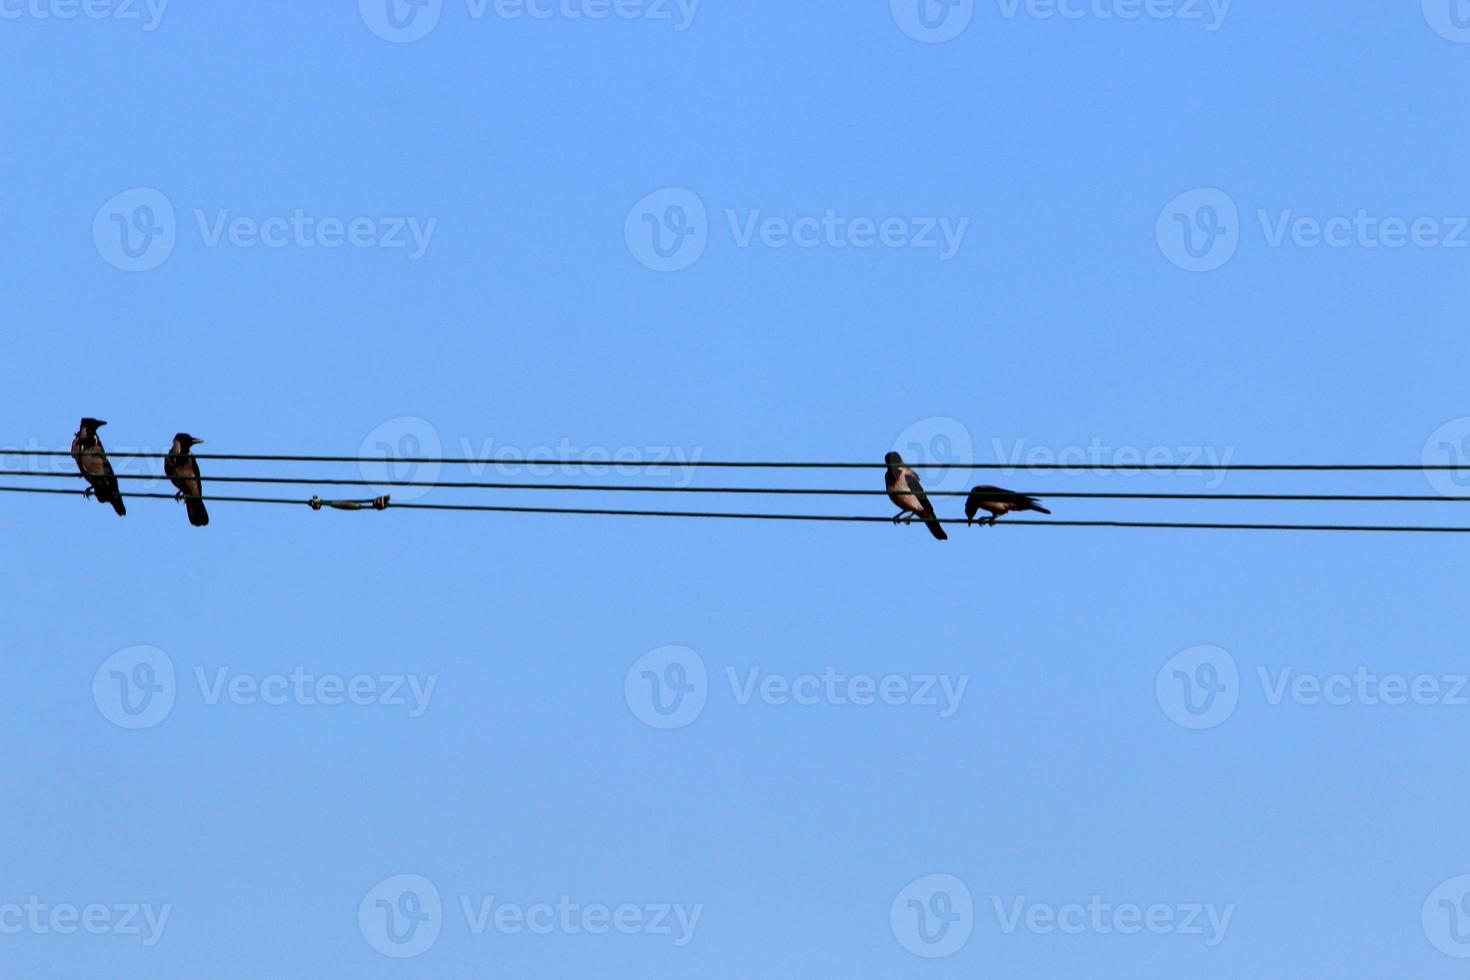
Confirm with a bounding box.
[925,517,948,541]
[110,494,126,516]
[186,497,209,527]
[1030,503,1051,515]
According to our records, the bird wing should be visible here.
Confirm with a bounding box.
[971,486,1034,506]
[903,471,935,517]
[74,439,110,481]
[166,454,200,495]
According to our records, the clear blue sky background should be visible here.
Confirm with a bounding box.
[4,2,1470,976]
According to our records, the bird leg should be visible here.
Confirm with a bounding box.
[892,511,903,524]
[82,487,94,500]
[174,491,184,502]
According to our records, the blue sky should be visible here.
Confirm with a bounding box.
[4,2,1470,976]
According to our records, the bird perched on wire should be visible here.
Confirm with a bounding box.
[71,417,125,516]
[964,485,1051,526]
[884,451,947,541]
[165,433,208,527]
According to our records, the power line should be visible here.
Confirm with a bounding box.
[0,486,301,506]
[12,450,1470,471]
[4,485,1468,533]
[0,470,1465,503]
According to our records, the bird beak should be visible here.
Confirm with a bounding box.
[192,438,204,446]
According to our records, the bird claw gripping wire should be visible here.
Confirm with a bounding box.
[309,495,391,512]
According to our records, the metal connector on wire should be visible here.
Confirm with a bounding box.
[309,495,391,512]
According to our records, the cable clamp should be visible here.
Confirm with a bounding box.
[309,495,391,512]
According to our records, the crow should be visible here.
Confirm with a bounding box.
[964,485,1051,526]
[71,418,125,516]
[165,433,209,527]
[884,451,947,541]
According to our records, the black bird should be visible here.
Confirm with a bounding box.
[964,485,1051,526]
[71,417,125,516]
[884,451,947,541]
[165,433,208,527]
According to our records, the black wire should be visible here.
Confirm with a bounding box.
[15,450,1470,471]
[1,470,1466,503]
[0,486,303,506]
[6,485,1469,533]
